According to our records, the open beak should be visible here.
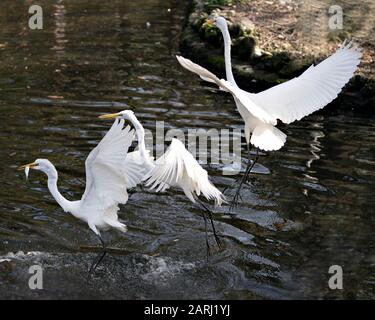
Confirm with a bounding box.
[98,112,121,120]
[18,162,37,171]
[203,19,215,28]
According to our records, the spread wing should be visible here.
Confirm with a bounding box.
[81,119,134,208]
[176,55,225,87]
[176,55,276,124]
[123,150,154,189]
[250,41,362,124]
[143,138,225,206]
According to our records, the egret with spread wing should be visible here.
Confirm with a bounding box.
[99,110,225,254]
[176,16,362,208]
[19,119,136,276]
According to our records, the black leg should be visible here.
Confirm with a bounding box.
[223,144,251,194]
[200,211,211,259]
[222,173,245,196]
[244,149,259,186]
[87,234,107,279]
[196,197,222,249]
[229,148,259,210]
[206,209,222,249]
[229,155,252,210]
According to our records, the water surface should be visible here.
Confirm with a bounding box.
[0,0,374,299]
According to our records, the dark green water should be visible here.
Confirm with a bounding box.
[0,0,374,299]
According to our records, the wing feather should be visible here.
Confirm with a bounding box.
[143,138,225,205]
[81,119,134,208]
[123,150,154,189]
[176,55,277,124]
[250,41,362,124]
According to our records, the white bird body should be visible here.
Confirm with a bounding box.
[100,110,225,206]
[20,119,139,236]
[233,92,286,151]
[144,138,224,205]
[177,17,362,151]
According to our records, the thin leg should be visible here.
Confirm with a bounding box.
[87,234,107,279]
[229,148,259,210]
[223,144,252,195]
[229,154,252,210]
[201,211,211,259]
[249,149,259,174]
[196,197,222,249]
[206,209,222,249]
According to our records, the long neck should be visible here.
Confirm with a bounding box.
[128,115,153,167]
[221,25,238,87]
[47,171,72,212]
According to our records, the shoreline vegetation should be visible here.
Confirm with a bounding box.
[179,0,375,111]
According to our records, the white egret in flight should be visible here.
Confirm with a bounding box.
[176,16,362,207]
[99,110,225,253]
[18,119,145,276]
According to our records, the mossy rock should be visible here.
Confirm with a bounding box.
[232,36,256,60]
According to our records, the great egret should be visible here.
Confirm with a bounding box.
[176,16,362,206]
[18,119,145,276]
[99,110,225,253]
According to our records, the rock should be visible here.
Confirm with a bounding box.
[232,36,256,59]
[253,46,263,57]
[0,259,16,274]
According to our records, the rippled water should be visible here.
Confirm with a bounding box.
[0,0,374,299]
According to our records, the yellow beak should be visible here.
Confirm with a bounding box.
[98,112,121,120]
[203,19,215,28]
[18,162,38,171]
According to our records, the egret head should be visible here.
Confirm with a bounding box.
[98,110,135,121]
[18,159,57,179]
[117,110,135,121]
[203,16,228,33]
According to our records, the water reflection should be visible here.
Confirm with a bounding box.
[52,0,67,58]
[303,119,325,196]
[306,121,324,169]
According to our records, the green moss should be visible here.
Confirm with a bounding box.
[202,23,220,38]
[189,11,207,32]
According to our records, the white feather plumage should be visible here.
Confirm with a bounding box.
[176,17,361,152]
[22,119,138,236]
[249,41,362,125]
[143,138,225,206]
[105,110,225,207]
